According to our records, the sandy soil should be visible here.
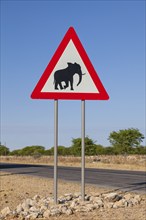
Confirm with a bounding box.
[0,172,146,220]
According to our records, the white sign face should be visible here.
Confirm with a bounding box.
[41,40,99,93]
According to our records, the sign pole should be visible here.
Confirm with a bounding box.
[54,99,58,204]
[81,100,85,201]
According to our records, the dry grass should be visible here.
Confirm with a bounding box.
[1,155,146,171]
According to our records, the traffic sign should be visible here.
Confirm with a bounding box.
[31,27,109,100]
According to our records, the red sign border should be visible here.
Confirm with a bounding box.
[31,27,109,100]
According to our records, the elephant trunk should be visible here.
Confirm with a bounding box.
[76,71,82,86]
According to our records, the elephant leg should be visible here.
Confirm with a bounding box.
[64,81,69,89]
[55,82,59,90]
[59,82,63,90]
[70,79,74,90]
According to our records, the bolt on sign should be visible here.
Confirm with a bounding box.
[31,27,109,204]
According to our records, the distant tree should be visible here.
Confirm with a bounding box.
[44,146,66,156]
[108,128,145,154]
[57,147,73,155]
[85,143,97,156]
[70,138,82,156]
[70,136,97,156]
[131,146,146,155]
[57,146,66,156]
[44,149,52,156]
[10,149,22,156]
[95,144,105,155]
[20,146,45,156]
[64,147,73,155]
[49,147,54,155]
[104,146,117,155]
[0,145,10,156]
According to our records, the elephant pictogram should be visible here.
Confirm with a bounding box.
[54,62,85,90]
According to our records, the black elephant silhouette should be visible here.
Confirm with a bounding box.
[54,62,85,90]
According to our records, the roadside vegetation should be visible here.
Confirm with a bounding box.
[0,128,145,156]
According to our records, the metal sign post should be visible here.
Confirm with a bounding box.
[81,100,85,201]
[54,99,58,204]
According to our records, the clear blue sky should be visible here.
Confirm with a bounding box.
[1,0,145,150]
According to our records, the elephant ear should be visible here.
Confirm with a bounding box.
[67,62,72,66]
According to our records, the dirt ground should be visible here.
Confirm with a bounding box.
[0,172,146,220]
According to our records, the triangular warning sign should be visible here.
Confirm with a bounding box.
[31,27,109,100]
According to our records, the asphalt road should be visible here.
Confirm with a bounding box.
[0,163,145,193]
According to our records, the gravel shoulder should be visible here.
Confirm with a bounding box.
[0,171,146,220]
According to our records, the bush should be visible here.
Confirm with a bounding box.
[0,145,10,156]
[108,128,144,154]
[69,136,98,156]
[10,149,22,156]
[10,146,45,156]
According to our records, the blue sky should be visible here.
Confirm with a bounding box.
[1,0,145,150]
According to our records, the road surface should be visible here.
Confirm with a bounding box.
[0,163,145,193]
